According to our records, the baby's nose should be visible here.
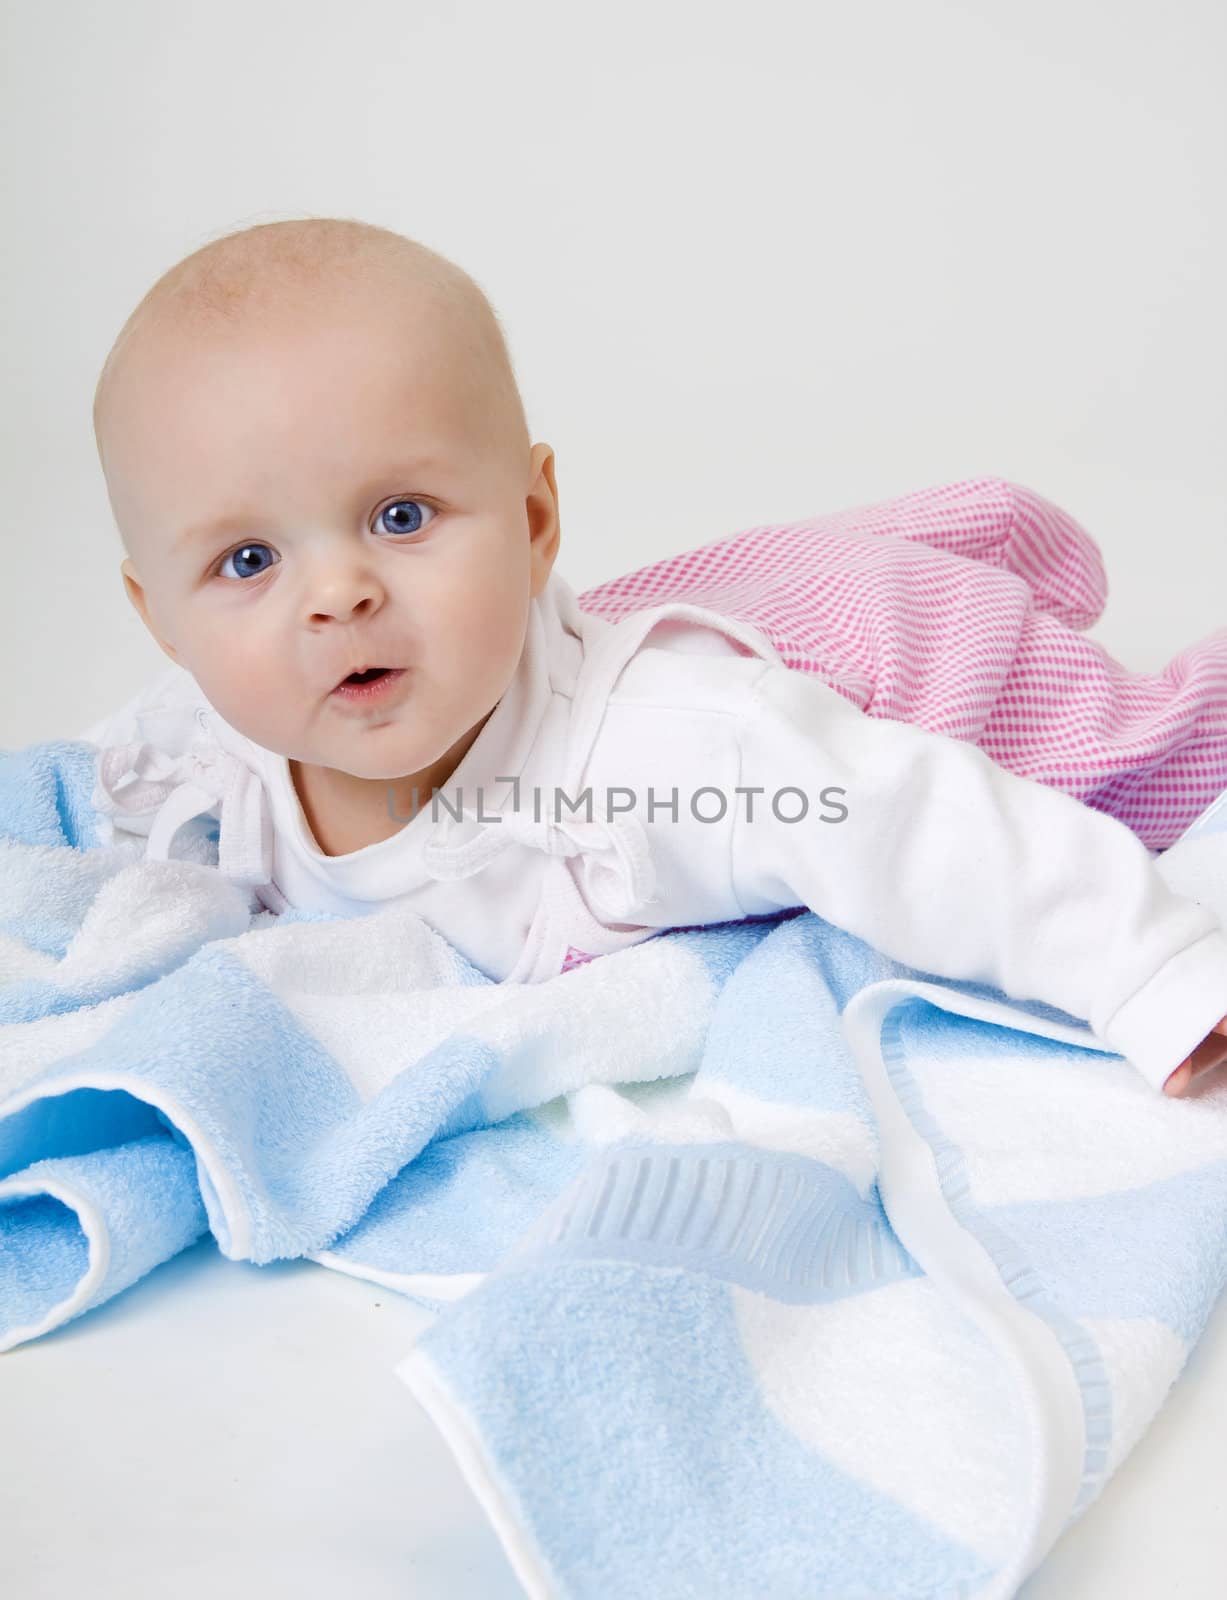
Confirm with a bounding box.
[303,556,386,623]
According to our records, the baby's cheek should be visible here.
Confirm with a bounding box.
[457,589,527,675]
[190,641,296,748]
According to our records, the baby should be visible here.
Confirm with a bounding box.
[87,217,1227,1101]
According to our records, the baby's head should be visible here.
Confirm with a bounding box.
[93,217,560,793]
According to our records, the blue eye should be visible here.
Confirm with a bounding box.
[218,544,278,581]
[376,498,436,537]
[213,499,436,582]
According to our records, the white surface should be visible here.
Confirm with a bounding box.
[0,1240,520,1598]
[2,1236,1226,1596]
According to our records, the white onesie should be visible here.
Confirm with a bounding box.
[81,568,1227,1094]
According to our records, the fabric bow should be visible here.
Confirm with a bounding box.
[92,739,274,891]
[420,804,659,924]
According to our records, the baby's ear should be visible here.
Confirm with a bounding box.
[120,559,179,663]
[527,442,561,596]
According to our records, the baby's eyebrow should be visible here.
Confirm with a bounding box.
[174,458,447,551]
[176,513,258,551]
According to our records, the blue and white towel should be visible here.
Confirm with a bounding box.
[4,736,1227,1600]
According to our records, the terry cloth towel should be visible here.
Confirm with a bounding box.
[3,742,1227,1600]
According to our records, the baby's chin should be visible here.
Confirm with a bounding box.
[235,695,492,785]
[290,752,440,785]
[339,760,443,784]
[289,735,462,786]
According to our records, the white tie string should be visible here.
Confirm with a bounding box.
[421,804,658,923]
[92,739,274,891]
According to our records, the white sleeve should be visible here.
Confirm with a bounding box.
[730,661,1227,1093]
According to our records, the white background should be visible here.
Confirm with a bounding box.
[1,2,1225,1594]
[0,0,1223,747]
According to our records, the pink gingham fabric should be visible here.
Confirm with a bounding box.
[575,477,1227,851]
[559,945,597,974]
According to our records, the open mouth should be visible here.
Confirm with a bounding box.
[332,666,408,701]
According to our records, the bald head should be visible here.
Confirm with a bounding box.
[93,217,533,508]
[86,216,563,803]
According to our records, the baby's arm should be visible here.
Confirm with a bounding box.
[1165,1021,1227,1096]
[730,661,1227,1093]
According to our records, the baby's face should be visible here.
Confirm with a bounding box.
[101,291,557,785]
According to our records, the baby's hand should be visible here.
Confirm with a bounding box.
[1163,1016,1227,1097]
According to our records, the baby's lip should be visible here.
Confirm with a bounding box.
[331,664,403,691]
